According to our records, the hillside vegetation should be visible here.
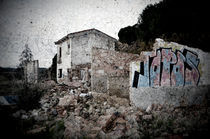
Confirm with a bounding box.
[118,0,210,52]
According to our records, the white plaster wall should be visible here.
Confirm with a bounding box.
[71,31,116,66]
[57,40,71,83]
[71,34,92,66]
[89,32,115,50]
[130,85,210,109]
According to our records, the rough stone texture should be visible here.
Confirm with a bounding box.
[58,95,77,107]
[4,80,209,138]
[68,63,91,83]
[24,60,39,83]
[130,85,210,109]
[130,39,210,109]
[91,48,139,96]
[56,29,116,84]
[108,76,130,98]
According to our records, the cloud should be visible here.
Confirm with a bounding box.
[0,0,161,68]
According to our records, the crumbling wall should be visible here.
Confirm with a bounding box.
[91,48,139,98]
[24,60,39,83]
[68,63,91,83]
[107,76,130,98]
[130,39,210,109]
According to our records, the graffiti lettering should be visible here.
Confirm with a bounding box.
[132,48,200,87]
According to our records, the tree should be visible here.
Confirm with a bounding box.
[118,0,210,52]
[19,44,33,68]
[118,26,138,45]
[15,44,33,79]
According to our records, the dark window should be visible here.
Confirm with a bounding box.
[59,47,62,58]
[59,69,62,78]
[67,43,70,54]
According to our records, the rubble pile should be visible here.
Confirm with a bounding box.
[9,81,209,138]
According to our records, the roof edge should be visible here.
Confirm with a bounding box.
[54,28,117,45]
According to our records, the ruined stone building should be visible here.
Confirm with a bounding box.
[54,29,210,107]
[54,29,117,84]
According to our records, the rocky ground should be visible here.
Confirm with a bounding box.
[1,80,209,138]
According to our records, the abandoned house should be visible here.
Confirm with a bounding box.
[54,28,117,84]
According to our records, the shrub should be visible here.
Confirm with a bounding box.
[18,83,45,110]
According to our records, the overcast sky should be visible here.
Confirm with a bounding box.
[0,0,160,68]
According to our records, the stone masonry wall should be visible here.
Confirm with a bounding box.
[107,76,130,98]
[91,48,139,98]
[68,63,91,83]
[130,39,210,109]
[24,60,39,83]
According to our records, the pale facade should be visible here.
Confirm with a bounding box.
[55,29,117,83]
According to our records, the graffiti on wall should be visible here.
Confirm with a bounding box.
[132,48,200,87]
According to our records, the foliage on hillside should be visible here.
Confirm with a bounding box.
[118,0,210,52]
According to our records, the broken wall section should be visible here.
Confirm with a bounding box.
[130,39,210,109]
[152,38,210,86]
[91,48,139,98]
[68,63,91,85]
[24,60,39,83]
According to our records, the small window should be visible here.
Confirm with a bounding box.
[59,69,62,78]
[59,47,62,58]
[67,39,71,54]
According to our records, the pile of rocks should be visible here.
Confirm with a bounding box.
[10,82,209,138]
